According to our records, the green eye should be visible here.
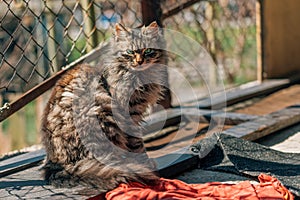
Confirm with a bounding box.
[144,48,154,55]
[126,49,134,55]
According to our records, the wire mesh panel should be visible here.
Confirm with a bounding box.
[0,0,258,153]
[0,0,257,108]
[162,0,257,86]
[0,0,144,154]
[0,0,142,103]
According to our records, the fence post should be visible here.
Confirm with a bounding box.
[141,0,162,26]
[80,0,98,53]
[141,0,172,109]
[256,0,263,82]
[205,2,217,88]
[44,2,59,73]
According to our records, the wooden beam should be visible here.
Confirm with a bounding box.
[0,149,45,178]
[1,105,300,197]
[0,101,292,179]
[141,0,162,26]
[158,104,300,177]
[256,0,263,82]
[194,78,300,109]
[0,107,256,178]
[181,108,258,125]
[223,105,300,141]
[143,107,257,135]
[1,99,300,178]
[161,0,213,20]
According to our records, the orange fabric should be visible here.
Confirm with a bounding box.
[89,174,294,200]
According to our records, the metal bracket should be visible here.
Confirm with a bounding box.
[0,102,11,114]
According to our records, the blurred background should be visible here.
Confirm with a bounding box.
[0,0,257,155]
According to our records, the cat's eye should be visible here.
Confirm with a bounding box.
[126,49,134,55]
[144,48,154,56]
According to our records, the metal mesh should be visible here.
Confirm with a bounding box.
[0,0,258,153]
[0,0,257,109]
[0,0,142,103]
[162,0,257,85]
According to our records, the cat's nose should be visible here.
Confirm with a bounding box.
[135,54,144,65]
[137,60,143,65]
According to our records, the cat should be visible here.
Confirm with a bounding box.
[41,21,168,191]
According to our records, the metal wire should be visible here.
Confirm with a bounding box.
[0,0,142,104]
[0,0,256,120]
[162,0,257,85]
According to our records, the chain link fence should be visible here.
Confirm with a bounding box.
[0,0,142,103]
[0,0,256,106]
[0,0,257,153]
[162,0,256,86]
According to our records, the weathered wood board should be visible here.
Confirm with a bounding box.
[262,0,300,78]
[1,103,300,199]
[223,105,300,141]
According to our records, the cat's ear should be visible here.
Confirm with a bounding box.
[115,23,129,37]
[144,21,160,36]
[148,21,159,29]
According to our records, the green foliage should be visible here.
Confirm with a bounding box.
[24,101,37,145]
[1,119,9,135]
[175,24,257,85]
[65,31,111,64]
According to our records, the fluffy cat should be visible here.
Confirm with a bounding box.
[41,22,168,191]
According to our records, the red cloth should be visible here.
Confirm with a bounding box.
[89,174,294,200]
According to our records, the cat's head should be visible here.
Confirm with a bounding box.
[111,21,166,71]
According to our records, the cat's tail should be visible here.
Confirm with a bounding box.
[42,157,159,191]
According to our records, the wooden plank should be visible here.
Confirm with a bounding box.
[1,105,300,197]
[0,107,255,178]
[181,108,258,125]
[144,107,258,132]
[0,104,299,180]
[223,105,300,141]
[155,105,300,177]
[0,108,183,178]
[143,108,182,133]
[162,0,211,20]
[0,149,45,178]
[195,79,296,109]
